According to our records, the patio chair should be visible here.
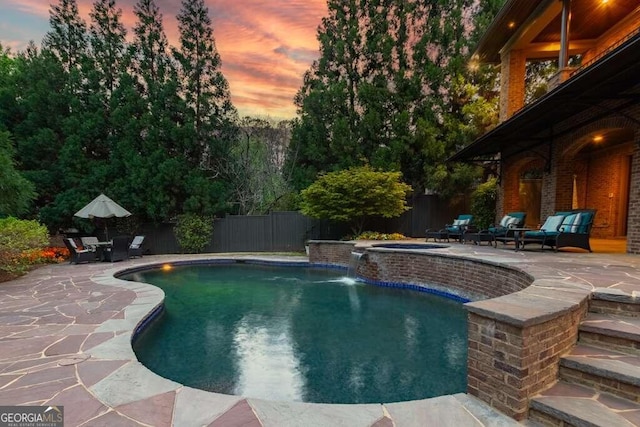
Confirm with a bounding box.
[63,238,96,264]
[490,212,527,247]
[128,235,145,258]
[103,236,130,262]
[80,236,101,250]
[426,214,473,243]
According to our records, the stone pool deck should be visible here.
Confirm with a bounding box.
[0,245,639,426]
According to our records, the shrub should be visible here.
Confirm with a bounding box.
[355,231,408,240]
[470,177,498,230]
[174,214,213,254]
[0,217,50,274]
[299,166,412,235]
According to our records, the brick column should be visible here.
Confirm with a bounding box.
[499,49,526,122]
[627,130,640,253]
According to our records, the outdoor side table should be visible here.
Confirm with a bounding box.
[463,231,495,246]
[511,228,533,251]
[425,230,449,242]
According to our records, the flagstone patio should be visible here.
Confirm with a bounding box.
[0,244,639,426]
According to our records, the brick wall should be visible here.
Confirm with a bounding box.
[499,49,526,122]
[308,240,356,266]
[628,130,640,253]
[359,250,532,300]
[467,301,587,420]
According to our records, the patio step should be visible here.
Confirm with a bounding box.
[558,344,640,402]
[590,290,640,318]
[578,312,640,355]
[528,381,640,427]
[528,307,640,426]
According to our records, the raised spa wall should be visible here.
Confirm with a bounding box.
[308,240,590,421]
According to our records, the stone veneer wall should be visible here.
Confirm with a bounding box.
[308,242,590,421]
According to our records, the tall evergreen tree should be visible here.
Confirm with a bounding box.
[89,0,128,99]
[173,0,237,170]
[43,0,87,75]
[11,43,69,218]
[287,0,504,195]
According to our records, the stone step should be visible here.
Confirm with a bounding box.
[590,288,640,318]
[579,313,640,355]
[559,344,640,402]
[529,381,640,427]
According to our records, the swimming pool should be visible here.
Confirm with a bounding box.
[124,262,467,404]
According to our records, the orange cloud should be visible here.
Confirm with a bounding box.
[0,0,327,119]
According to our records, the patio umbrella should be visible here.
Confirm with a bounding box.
[74,193,131,240]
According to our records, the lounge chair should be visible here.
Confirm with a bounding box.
[128,235,145,258]
[426,214,473,243]
[63,238,96,264]
[490,212,527,247]
[518,209,596,252]
[103,236,130,262]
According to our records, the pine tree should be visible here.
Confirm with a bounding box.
[89,0,128,99]
[288,0,503,195]
[43,0,87,75]
[173,0,237,170]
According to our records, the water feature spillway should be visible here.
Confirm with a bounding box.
[347,251,364,279]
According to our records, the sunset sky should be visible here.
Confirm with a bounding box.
[0,0,328,119]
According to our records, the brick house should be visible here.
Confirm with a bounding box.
[452,0,640,252]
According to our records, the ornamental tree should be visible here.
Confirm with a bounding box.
[299,166,412,236]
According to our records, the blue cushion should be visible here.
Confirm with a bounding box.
[541,215,565,232]
[524,230,559,238]
[560,214,577,232]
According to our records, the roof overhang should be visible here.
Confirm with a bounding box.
[450,31,640,162]
[475,0,640,63]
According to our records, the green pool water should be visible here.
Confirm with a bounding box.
[127,263,467,404]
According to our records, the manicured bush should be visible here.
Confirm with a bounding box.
[299,166,412,236]
[174,214,213,253]
[0,217,50,274]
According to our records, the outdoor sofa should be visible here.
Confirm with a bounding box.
[518,209,596,252]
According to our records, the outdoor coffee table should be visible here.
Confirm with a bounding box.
[463,231,495,246]
[86,241,112,261]
[425,230,449,242]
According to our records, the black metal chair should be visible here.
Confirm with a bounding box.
[103,236,130,262]
[63,238,96,264]
[128,235,145,258]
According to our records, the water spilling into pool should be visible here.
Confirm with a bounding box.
[125,263,467,404]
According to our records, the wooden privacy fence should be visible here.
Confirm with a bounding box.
[134,194,469,254]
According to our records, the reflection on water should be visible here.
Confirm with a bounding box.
[232,314,305,401]
[129,264,467,404]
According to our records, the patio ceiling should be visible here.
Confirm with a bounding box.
[450,31,640,162]
[476,0,640,63]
